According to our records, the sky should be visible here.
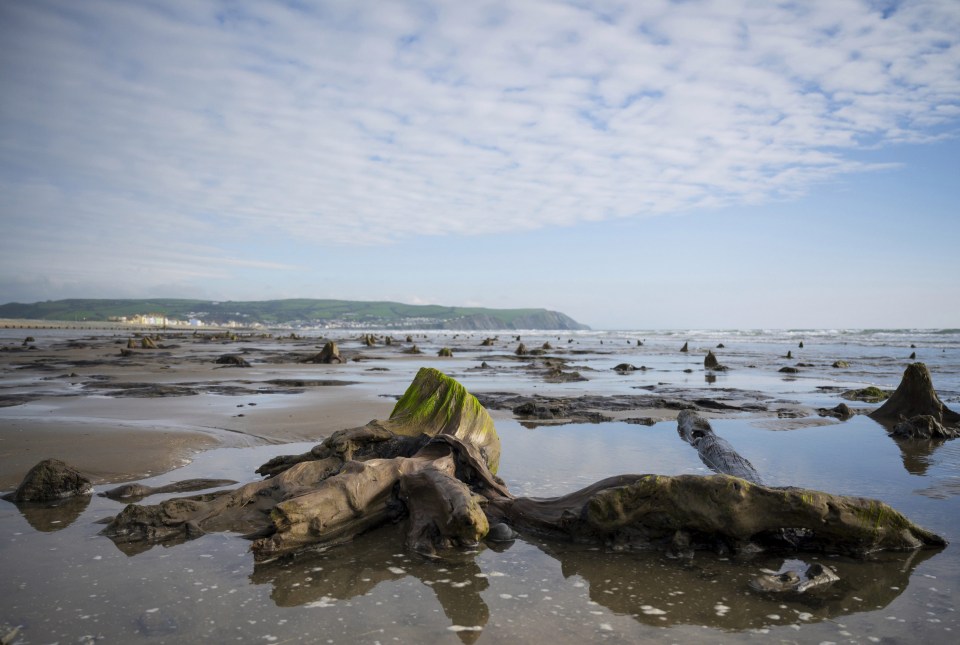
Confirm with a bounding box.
[1,0,959,329]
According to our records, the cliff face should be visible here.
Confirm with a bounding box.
[441,311,589,331]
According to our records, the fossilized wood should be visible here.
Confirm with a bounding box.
[398,446,489,554]
[102,457,345,554]
[257,367,501,478]
[676,410,762,484]
[98,368,945,563]
[251,437,497,562]
[488,473,945,556]
[100,478,238,502]
[256,424,429,477]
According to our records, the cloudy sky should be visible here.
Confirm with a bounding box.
[1,0,958,329]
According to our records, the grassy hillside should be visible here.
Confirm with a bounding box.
[0,298,589,330]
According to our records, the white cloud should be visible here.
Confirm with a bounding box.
[1,0,959,291]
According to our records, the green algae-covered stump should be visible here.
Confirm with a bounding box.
[384,367,500,473]
[488,474,945,557]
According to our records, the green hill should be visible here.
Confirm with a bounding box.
[0,298,589,330]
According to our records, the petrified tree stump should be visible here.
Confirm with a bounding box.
[97,368,946,562]
[869,362,960,438]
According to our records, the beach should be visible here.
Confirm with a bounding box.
[1,325,958,643]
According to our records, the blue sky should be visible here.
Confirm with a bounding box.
[1,0,958,329]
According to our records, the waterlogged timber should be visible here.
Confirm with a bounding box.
[96,368,944,563]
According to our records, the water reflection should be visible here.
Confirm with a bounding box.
[7,495,90,532]
[890,435,942,475]
[536,540,941,630]
[248,519,942,637]
[251,524,490,643]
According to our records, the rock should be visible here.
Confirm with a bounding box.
[785,350,793,359]
[891,415,960,440]
[680,342,689,353]
[869,363,960,432]
[778,366,799,374]
[832,360,849,368]
[613,363,637,372]
[438,347,453,357]
[716,343,725,348]
[486,522,517,543]
[405,344,422,355]
[704,351,720,370]
[513,401,566,420]
[303,341,344,364]
[799,341,804,349]
[515,343,527,356]
[637,340,643,346]
[818,403,854,420]
[127,338,136,349]
[623,417,657,426]
[543,367,587,383]
[842,386,890,402]
[750,562,839,594]
[542,342,552,350]
[3,458,94,502]
[215,354,250,367]
[480,338,496,346]
[141,337,158,349]
[406,335,413,343]
[910,351,917,359]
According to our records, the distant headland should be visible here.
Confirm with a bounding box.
[0,298,590,331]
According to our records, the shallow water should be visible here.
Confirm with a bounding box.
[2,415,959,644]
[2,327,959,643]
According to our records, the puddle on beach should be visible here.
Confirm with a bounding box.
[2,417,959,644]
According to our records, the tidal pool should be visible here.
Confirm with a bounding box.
[2,416,958,644]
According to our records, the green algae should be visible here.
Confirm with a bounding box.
[387,367,501,473]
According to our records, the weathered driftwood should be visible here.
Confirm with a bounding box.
[99,478,238,503]
[97,368,946,562]
[486,473,944,557]
[676,410,763,484]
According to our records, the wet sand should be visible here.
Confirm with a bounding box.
[0,326,403,489]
